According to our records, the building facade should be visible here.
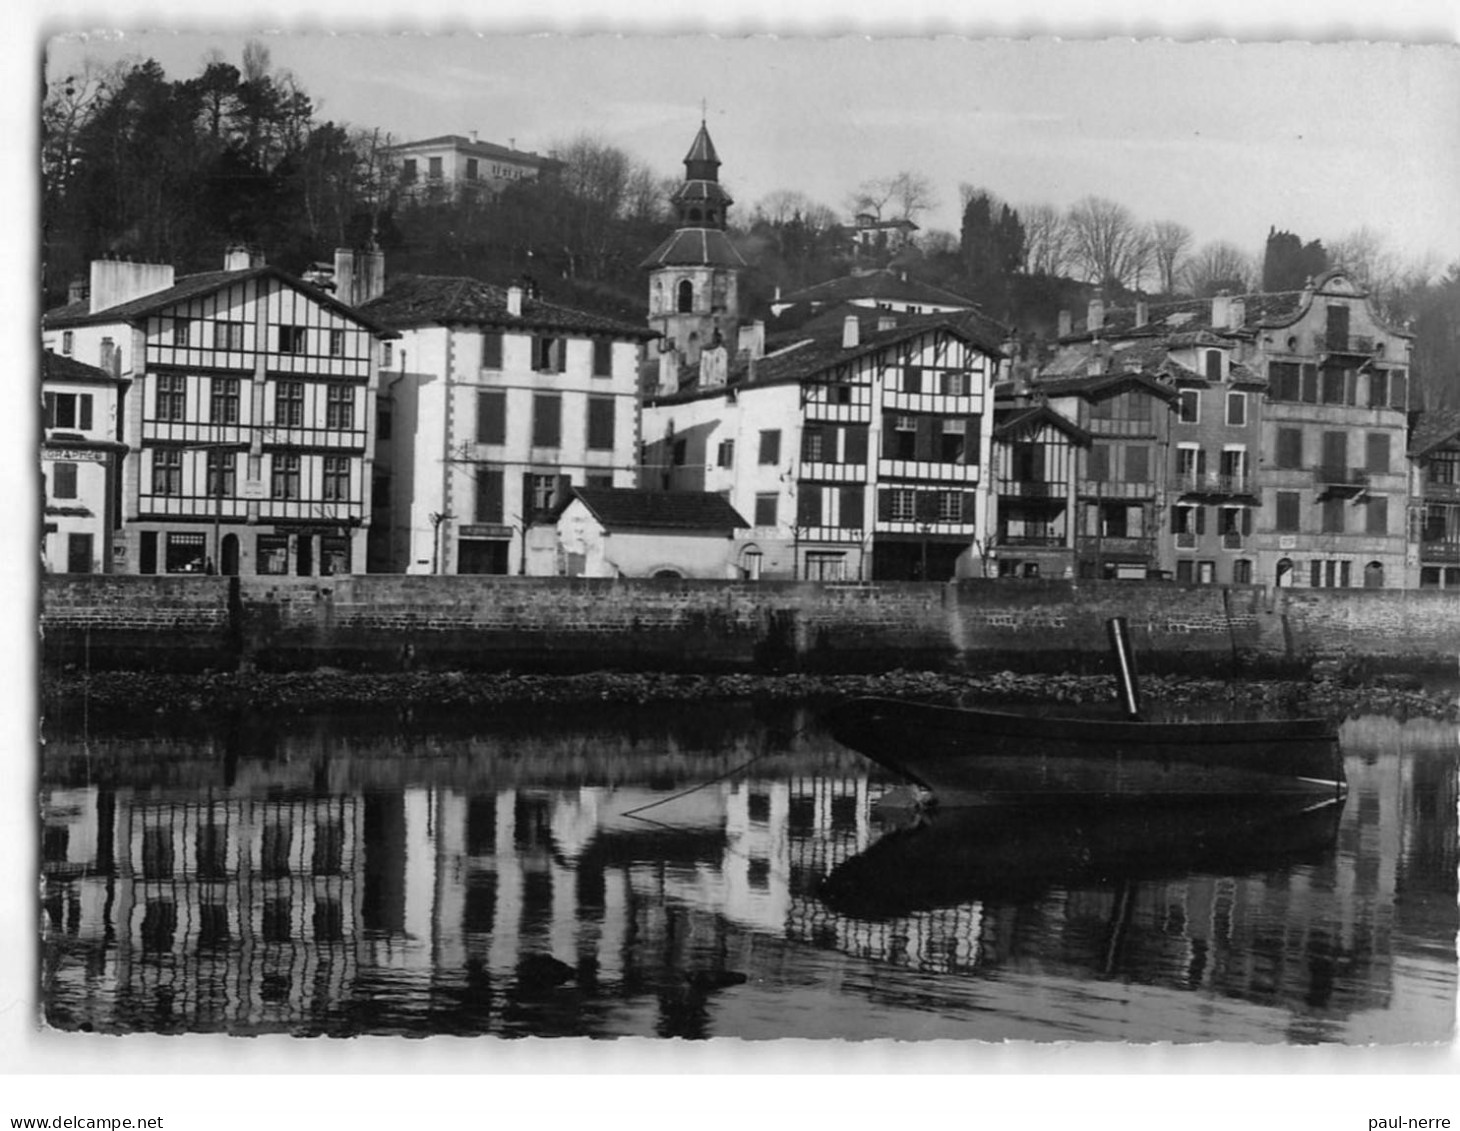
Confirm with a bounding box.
[359,276,656,574]
[42,252,394,576]
[41,351,129,573]
[386,133,557,204]
[1409,408,1460,589]
[643,314,1003,581]
[988,402,1091,580]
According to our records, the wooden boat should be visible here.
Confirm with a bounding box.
[824,618,1345,807]
[819,794,1344,918]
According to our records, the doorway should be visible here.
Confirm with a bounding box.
[220,533,240,576]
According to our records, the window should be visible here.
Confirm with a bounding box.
[904,366,923,395]
[796,486,823,527]
[1366,495,1389,536]
[1275,491,1301,532]
[1226,392,1246,426]
[61,331,73,355]
[211,378,239,425]
[279,325,307,354]
[466,157,479,181]
[271,454,301,499]
[481,331,503,370]
[1389,370,1408,409]
[325,385,354,430]
[401,158,417,183]
[275,381,304,427]
[754,492,778,527]
[428,156,443,179]
[939,418,966,463]
[257,535,289,575]
[587,397,615,450]
[328,328,345,357]
[322,456,350,502]
[803,552,846,582]
[1178,390,1199,423]
[883,488,916,522]
[527,473,560,516]
[940,371,966,396]
[205,450,235,497]
[51,462,78,499]
[214,321,245,351]
[44,392,93,430]
[1233,559,1253,584]
[885,415,917,460]
[474,468,503,523]
[1368,370,1388,408]
[476,390,506,445]
[1326,304,1350,350]
[843,425,869,464]
[383,341,394,369]
[936,491,966,521]
[174,319,192,348]
[153,448,182,496]
[1321,497,1345,534]
[533,337,565,373]
[1205,351,1222,381]
[1269,362,1300,402]
[839,485,864,529]
[717,439,735,469]
[1275,428,1303,469]
[592,339,613,378]
[156,375,186,422]
[532,394,561,447]
[165,532,207,574]
[1125,445,1149,483]
[1320,366,1347,405]
[758,429,781,465]
[1365,432,1390,475]
[1321,431,1347,478]
[802,426,825,463]
[677,280,694,313]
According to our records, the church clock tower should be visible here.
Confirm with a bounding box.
[641,119,746,390]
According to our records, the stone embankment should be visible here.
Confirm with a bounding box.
[40,666,1460,726]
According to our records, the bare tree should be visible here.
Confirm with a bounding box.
[1183,241,1257,298]
[42,57,121,201]
[1066,196,1152,292]
[1149,220,1193,295]
[1019,202,1071,276]
[851,171,936,224]
[919,229,960,256]
[1327,226,1441,319]
[753,189,814,227]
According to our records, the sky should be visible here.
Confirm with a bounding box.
[39,29,1460,273]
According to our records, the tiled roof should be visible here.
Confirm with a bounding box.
[385,135,555,165]
[360,275,658,340]
[1035,370,1182,403]
[569,488,748,532]
[41,350,118,384]
[1410,407,1460,457]
[640,228,747,270]
[777,269,975,310]
[683,123,720,167]
[992,403,1093,445]
[768,302,1008,357]
[672,179,733,206]
[42,266,397,335]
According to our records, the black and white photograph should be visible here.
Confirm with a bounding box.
[10,1,1460,1123]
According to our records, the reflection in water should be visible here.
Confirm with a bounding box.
[39,707,1458,1042]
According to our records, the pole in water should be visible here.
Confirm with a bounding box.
[1106,616,1143,720]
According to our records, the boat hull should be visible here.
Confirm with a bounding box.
[824,697,1345,806]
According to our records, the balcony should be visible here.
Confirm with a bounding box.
[1170,472,1253,498]
[1174,531,1197,550]
[1421,479,1460,502]
[1318,332,1377,358]
[997,479,1065,499]
[1313,466,1369,494]
[997,534,1066,548]
[1222,531,1244,550]
[1076,535,1156,557]
[1077,478,1157,500]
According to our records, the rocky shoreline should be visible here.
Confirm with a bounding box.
[40,666,1460,725]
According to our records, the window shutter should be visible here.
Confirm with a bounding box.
[878,489,893,522]
[477,391,505,444]
[522,472,534,520]
[1089,445,1109,482]
[965,416,982,464]
[797,487,822,527]
[79,396,93,431]
[593,339,612,377]
[555,474,572,509]
[1242,508,1253,536]
[840,486,864,529]
[1366,432,1390,474]
[1301,364,1318,403]
[915,416,937,461]
[843,425,868,465]
[960,491,977,523]
[1195,506,1206,535]
[475,468,503,524]
[482,332,503,370]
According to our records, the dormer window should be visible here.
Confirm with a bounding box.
[1205,350,1221,381]
[61,331,73,356]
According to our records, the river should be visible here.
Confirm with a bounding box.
[38,700,1458,1042]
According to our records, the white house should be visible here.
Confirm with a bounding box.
[386,133,557,204]
[42,250,396,576]
[536,487,750,578]
[41,350,129,573]
[359,275,658,574]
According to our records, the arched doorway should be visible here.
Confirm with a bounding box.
[1364,560,1384,588]
[1275,557,1294,588]
[220,533,240,576]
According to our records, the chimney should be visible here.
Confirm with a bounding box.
[89,258,175,315]
[1227,296,1246,331]
[842,314,860,350]
[99,337,115,374]
[1211,292,1231,330]
[1135,300,1149,328]
[773,285,782,303]
[358,246,384,304]
[507,285,524,317]
[1087,298,1105,333]
[67,278,88,306]
[224,245,252,272]
[659,349,680,396]
[333,248,355,307]
[470,130,478,143]
[737,320,765,361]
[1057,309,1072,338]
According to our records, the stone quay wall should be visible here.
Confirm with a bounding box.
[39,575,1460,676]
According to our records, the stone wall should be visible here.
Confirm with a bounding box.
[39,575,1460,675]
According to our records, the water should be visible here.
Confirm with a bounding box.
[38,702,1458,1042]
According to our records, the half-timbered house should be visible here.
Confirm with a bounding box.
[988,399,1091,580]
[43,251,396,576]
[641,311,1004,581]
